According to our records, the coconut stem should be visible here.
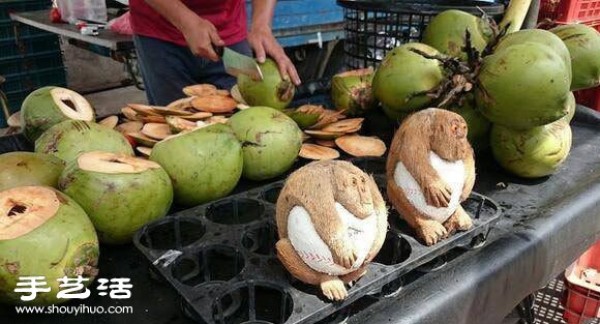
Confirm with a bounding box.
[498,0,533,34]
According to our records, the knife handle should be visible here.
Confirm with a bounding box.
[213,45,224,58]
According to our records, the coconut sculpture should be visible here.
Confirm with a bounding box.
[386,108,475,246]
[275,160,388,301]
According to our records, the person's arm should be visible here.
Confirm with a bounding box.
[248,0,301,85]
[143,0,224,61]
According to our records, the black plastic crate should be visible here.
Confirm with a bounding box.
[3,66,67,94]
[133,157,502,324]
[0,51,63,77]
[0,33,61,59]
[336,0,505,69]
[0,20,54,41]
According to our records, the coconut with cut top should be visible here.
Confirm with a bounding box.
[0,186,99,305]
[59,151,173,244]
[20,87,95,142]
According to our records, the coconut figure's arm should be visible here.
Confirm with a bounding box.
[365,176,388,263]
[460,147,476,202]
[396,131,452,208]
[304,188,357,270]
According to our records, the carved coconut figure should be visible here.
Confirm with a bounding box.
[275,160,388,301]
[386,108,475,246]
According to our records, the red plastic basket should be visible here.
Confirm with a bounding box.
[562,240,600,324]
[540,0,600,23]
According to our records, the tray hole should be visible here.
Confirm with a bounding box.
[373,232,411,265]
[242,222,278,256]
[206,199,265,225]
[171,245,245,286]
[261,184,283,204]
[351,157,386,174]
[213,283,293,324]
[140,219,206,251]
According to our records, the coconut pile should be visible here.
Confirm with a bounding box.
[285,104,387,160]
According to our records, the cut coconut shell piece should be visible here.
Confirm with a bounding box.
[230,85,247,104]
[309,110,347,130]
[206,116,229,125]
[178,111,213,121]
[99,115,119,129]
[166,116,197,133]
[136,146,152,158]
[167,97,195,111]
[127,103,161,116]
[7,111,21,128]
[335,135,387,157]
[142,123,172,140]
[304,130,345,140]
[191,95,238,113]
[141,115,167,124]
[116,121,143,134]
[183,84,217,97]
[315,139,337,148]
[299,144,340,160]
[216,89,230,97]
[127,132,158,147]
[321,118,364,133]
[236,103,251,110]
[121,107,140,121]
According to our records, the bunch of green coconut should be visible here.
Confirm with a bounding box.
[340,0,600,178]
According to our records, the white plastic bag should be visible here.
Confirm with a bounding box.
[56,0,108,24]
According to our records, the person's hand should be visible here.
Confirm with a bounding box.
[248,25,301,86]
[180,16,224,62]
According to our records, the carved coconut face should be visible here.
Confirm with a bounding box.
[332,166,374,219]
[430,112,470,161]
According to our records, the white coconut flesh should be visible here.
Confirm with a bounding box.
[77,151,161,174]
[288,203,377,276]
[0,186,60,240]
[394,151,465,223]
[7,111,21,128]
[51,88,94,121]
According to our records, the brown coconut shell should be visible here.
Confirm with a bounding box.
[335,135,387,157]
[167,97,195,111]
[320,118,364,133]
[299,144,340,160]
[142,123,172,140]
[309,110,347,130]
[315,139,337,148]
[191,95,238,113]
[183,84,217,97]
[98,115,119,129]
[121,107,140,121]
[127,103,161,116]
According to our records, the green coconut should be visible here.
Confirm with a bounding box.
[494,28,572,82]
[490,119,572,178]
[237,59,295,110]
[59,152,173,244]
[372,43,445,118]
[331,68,376,116]
[551,24,600,91]
[475,42,572,130]
[228,106,303,181]
[20,87,95,143]
[564,92,577,123]
[448,96,491,151]
[0,186,99,305]
[150,123,243,206]
[35,120,134,163]
[0,152,65,191]
[422,10,493,61]
[381,104,412,123]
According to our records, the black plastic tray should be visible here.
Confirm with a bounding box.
[133,157,502,324]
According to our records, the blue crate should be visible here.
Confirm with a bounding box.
[245,0,344,47]
[0,20,54,42]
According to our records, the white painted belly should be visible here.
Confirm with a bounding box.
[394,151,465,223]
[287,202,378,276]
